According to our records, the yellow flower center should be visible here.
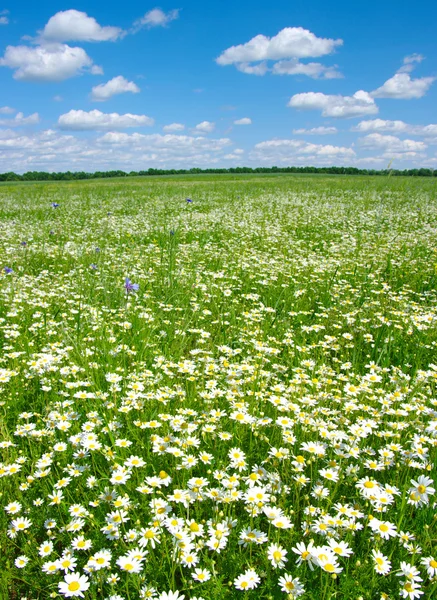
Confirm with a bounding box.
[68,582,80,592]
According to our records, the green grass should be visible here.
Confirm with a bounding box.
[0,174,436,600]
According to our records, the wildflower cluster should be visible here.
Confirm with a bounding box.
[0,175,436,599]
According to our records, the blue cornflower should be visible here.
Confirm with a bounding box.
[186,198,193,203]
[4,267,13,274]
[51,202,60,208]
[90,264,98,270]
[95,247,101,253]
[20,241,27,247]
[124,278,139,294]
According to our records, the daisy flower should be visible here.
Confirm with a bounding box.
[58,573,90,598]
[234,569,260,590]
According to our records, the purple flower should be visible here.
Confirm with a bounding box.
[51,202,60,209]
[124,278,139,294]
[20,241,27,247]
[186,198,193,203]
[90,264,98,270]
[95,247,101,253]
[4,267,13,274]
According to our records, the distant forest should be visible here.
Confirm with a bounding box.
[0,165,436,181]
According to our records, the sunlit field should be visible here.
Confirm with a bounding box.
[1,174,436,600]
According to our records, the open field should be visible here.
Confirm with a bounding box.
[0,174,436,600]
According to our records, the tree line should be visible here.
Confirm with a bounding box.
[0,166,436,182]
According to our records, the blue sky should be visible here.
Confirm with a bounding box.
[0,0,436,172]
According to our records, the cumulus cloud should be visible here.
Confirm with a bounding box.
[0,106,15,114]
[0,112,40,127]
[98,131,229,150]
[234,118,252,125]
[293,126,338,135]
[272,59,342,79]
[0,16,8,25]
[353,119,437,141]
[371,73,435,99]
[0,43,97,81]
[194,121,215,133]
[352,119,409,134]
[217,27,342,65]
[163,123,185,132]
[250,138,355,165]
[90,76,140,101]
[289,90,378,118]
[133,8,179,31]
[217,27,343,79]
[41,10,124,42]
[235,62,269,76]
[358,133,427,153]
[57,109,154,130]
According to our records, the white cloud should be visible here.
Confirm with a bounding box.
[234,117,252,125]
[57,109,154,130]
[217,27,342,65]
[289,90,378,118]
[0,106,15,114]
[90,76,140,101]
[272,59,342,79]
[98,131,229,150]
[217,27,343,79]
[397,53,425,74]
[353,119,409,133]
[293,126,338,135]
[194,121,215,133]
[358,133,427,153]
[371,73,435,99]
[0,112,40,127]
[133,8,179,31]
[353,119,437,139]
[41,10,124,42]
[53,95,63,102]
[163,123,185,132]
[235,62,268,76]
[250,138,355,165]
[0,15,8,25]
[0,43,96,81]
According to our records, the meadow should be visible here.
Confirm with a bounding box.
[0,173,436,600]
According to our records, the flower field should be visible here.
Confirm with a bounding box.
[0,173,436,600]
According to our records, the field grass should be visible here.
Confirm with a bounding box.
[0,174,436,600]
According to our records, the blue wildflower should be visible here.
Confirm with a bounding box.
[124,278,139,294]
[51,202,60,208]
[4,267,13,274]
